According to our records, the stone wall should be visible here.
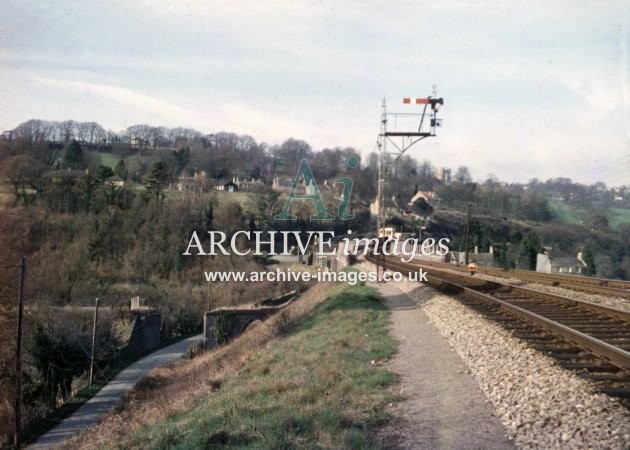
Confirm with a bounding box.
[203,292,298,346]
[120,311,161,357]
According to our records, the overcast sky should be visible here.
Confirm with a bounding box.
[1,1,629,186]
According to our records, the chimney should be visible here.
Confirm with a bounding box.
[489,245,493,254]
[474,245,478,254]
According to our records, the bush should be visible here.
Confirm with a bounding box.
[213,312,236,345]
[272,309,300,337]
[29,326,89,408]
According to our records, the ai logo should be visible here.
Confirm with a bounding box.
[274,157,358,221]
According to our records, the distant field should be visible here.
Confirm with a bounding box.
[94,150,161,169]
[97,152,121,168]
[165,190,257,211]
[608,207,630,229]
[549,201,582,225]
[549,201,630,229]
[213,191,254,207]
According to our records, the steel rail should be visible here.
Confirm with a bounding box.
[368,255,630,371]
[395,258,630,321]
[402,258,630,299]
[477,267,630,298]
[440,279,630,371]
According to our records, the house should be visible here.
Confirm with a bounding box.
[106,175,125,187]
[272,177,293,192]
[409,190,438,205]
[449,246,495,266]
[223,180,238,192]
[272,176,310,195]
[433,167,451,184]
[130,137,150,148]
[536,251,587,274]
[377,227,402,239]
[176,178,199,192]
[408,190,437,217]
[236,177,264,192]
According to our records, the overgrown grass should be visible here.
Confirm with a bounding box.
[122,283,395,449]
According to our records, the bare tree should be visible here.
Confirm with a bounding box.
[455,166,472,184]
[60,120,77,143]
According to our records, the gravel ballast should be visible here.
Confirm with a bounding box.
[356,261,630,449]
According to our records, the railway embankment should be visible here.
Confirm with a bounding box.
[62,280,399,449]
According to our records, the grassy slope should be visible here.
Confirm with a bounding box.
[166,190,255,208]
[548,200,582,225]
[549,200,630,229]
[98,152,122,169]
[120,283,395,449]
[608,207,630,229]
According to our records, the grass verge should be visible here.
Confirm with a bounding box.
[79,282,396,449]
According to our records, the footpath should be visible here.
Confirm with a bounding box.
[373,281,515,449]
[28,334,202,449]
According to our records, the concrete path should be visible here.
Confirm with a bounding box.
[28,334,203,449]
[374,282,515,450]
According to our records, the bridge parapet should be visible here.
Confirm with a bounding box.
[203,291,298,346]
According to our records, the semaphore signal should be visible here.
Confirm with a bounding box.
[375,90,445,236]
[403,97,430,104]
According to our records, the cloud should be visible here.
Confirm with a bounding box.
[29,74,198,125]
[2,1,628,185]
[622,19,630,142]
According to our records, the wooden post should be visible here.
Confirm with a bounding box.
[14,257,26,449]
[89,298,99,386]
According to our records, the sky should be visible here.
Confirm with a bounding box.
[1,0,629,186]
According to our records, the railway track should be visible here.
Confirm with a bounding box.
[407,259,630,299]
[367,255,630,400]
[480,267,630,298]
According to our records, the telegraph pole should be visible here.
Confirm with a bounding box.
[376,99,387,235]
[464,203,472,265]
[14,257,26,449]
[89,298,99,386]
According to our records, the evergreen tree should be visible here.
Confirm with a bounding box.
[145,161,171,199]
[518,231,542,271]
[96,165,114,181]
[63,140,84,169]
[172,147,190,175]
[582,245,597,276]
[201,202,214,230]
[114,159,129,180]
